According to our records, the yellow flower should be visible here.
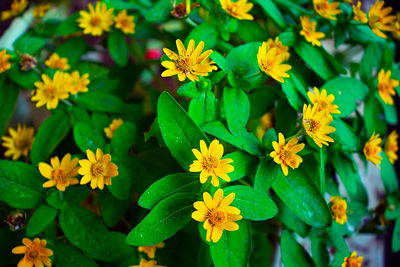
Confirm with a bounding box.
[115,10,135,34]
[1,124,34,160]
[12,237,53,267]
[385,130,398,164]
[70,71,90,95]
[39,154,79,191]
[300,16,325,46]
[377,69,399,105]
[257,43,291,83]
[393,12,400,39]
[219,0,253,20]
[0,49,11,73]
[269,133,305,176]
[161,39,217,82]
[104,118,124,139]
[78,148,119,190]
[342,251,363,267]
[77,2,114,36]
[368,0,396,39]
[307,87,341,118]
[131,259,165,267]
[138,242,165,259]
[33,3,51,18]
[352,1,368,23]
[313,0,342,20]
[302,104,336,147]
[45,53,70,70]
[330,196,348,224]
[265,36,290,61]
[192,189,242,243]
[255,112,275,140]
[32,71,71,110]
[363,132,383,167]
[189,140,234,187]
[1,0,28,21]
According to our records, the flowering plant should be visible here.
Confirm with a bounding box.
[0,0,399,266]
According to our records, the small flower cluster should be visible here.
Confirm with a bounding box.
[77,2,135,36]
[189,140,242,243]
[363,129,398,168]
[134,242,165,267]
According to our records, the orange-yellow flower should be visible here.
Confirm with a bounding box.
[0,49,11,73]
[138,242,165,259]
[45,53,70,70]
[77,2,114,36]
[1,124,34,160]
[12,237,53,267]
[189,140,234,187]
[161,39,217,82]
[300,16,325,46]
[330,196,348,224]
[265,36,290,61]
[353,1,368,23]
[257,43,291,83]
[368,0,396,39]
[342,251,363,267]
[39,153,79,191]
[219,0,253,20]
[32,71,71,110]
[313,0,342,20]
[364,132,383,167]
[70,71,90,95]
[255,112,275,140]
[78,148,119,190]
[33,3,51,18]
[393,12,400,39]
[104,118,124,139]
[377,69,399,105]
[131,259,165,267]
[1,0,28,21]
[115,10,135,34]
[307,87,341,118]
[302,104,336,147]
[270,133,305,176]
[385,130,398,164]
[192,189,242,243]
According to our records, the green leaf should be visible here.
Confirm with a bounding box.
[59,204,133,261]
[364,94,386,136]
[189,91,217,126]
[73,122,106,154]
[31,112,71,165]
[254,159,279,192]
[99,189,129,228]
[108,31,128,66]
[272,168,332,227]
[202,121,264,156]
[223,87,250,134]
[8,63,40,88]
[255,0,286,28]
[76,92,125,113]
[223,185,277,221]
[210,51,229,72]
[276,98,297,135]
[322,77,369,117]
[326,222,350,261]
[393,219,400,252]
[225,151,257,182]
[348,25,385,45]
[330,119,359,150]
[332,154,357,197]
[177,82,202,99]
[279,31,296,46]
[26,204,57,237]
[210,219,251,267]
[157,91,209,170]
[0,160,44,209]
[0,78,18,136]
[360,43,380,84]
[54,241,99,267]
[281,230,314,267]
[14,36,46,54]
[107,161,131,200]
[56,12,81,37]
[294,41,336,81]
[376,91,398,124]
[145,0,171,22]
[275,197,310,237]
[185,23,218,50]
[310,234,329,267]
[282,75,304,111]
[56,37,87,66]
[111,121,137,156]
[381,153,399,195]
[139,173,201,209]
[126,193,197,246]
